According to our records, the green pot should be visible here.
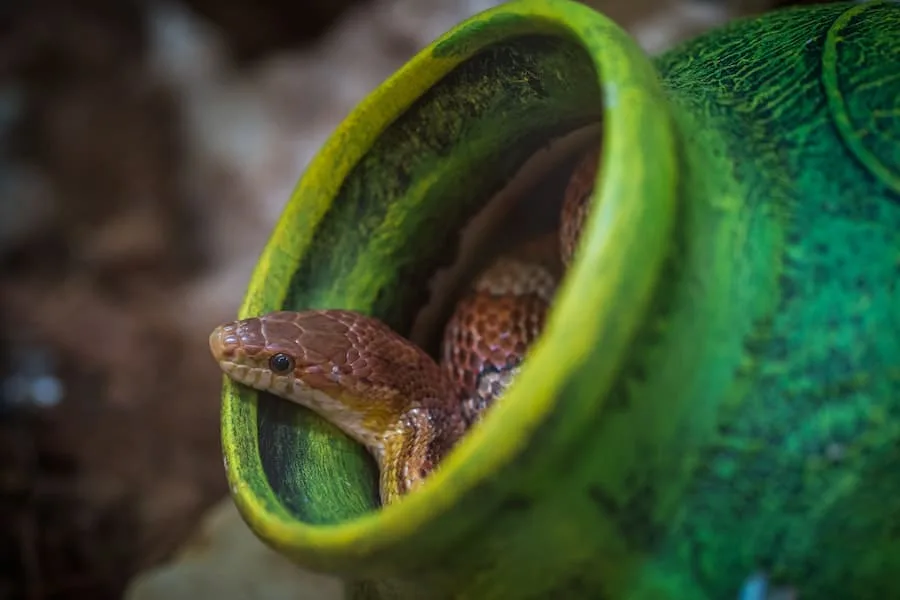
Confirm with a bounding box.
[219,1,900,598]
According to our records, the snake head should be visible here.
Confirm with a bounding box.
[209,309,446,452]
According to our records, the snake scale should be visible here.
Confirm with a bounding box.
[209,145,599,504]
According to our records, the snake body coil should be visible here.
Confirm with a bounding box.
[210,146,598,503]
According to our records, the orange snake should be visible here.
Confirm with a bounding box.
[209,146,598,504]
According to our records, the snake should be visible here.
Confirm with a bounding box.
[209,145,599,504]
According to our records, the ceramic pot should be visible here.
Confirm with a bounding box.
[220,1,900,597]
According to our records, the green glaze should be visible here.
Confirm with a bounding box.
[219,1,900,598]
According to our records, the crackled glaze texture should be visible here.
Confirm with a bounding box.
[220,1,900,598]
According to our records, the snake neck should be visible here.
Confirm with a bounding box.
[272,361,469,504]
[378,400,468,503]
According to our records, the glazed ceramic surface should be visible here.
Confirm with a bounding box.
[220,1,900,598]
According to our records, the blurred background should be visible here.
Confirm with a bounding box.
[0,0,834,598]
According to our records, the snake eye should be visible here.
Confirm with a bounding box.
[268,353,295,374]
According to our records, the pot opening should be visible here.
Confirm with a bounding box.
[408,123,601,355]
[250,32,604,526]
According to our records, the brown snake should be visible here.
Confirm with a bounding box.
[209,146,598,504]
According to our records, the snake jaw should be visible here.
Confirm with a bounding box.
[209,322,296,400]
[209,315,381,450]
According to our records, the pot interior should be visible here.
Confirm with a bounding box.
[251,32,604,526]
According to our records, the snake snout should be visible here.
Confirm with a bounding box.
[209,323,241,364]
